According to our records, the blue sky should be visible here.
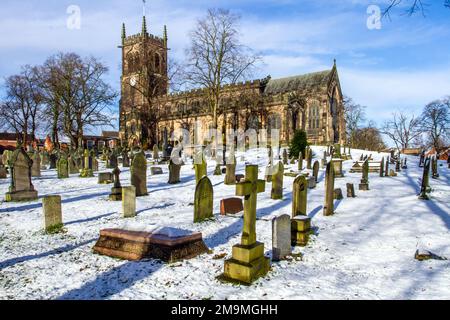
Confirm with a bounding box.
[1,0,449,130]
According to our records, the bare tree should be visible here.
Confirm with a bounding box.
[420,97,450,150]
[353,124,386,151]
[185,9,260,128]
[37,53,118,150]
[343,96,367,148]
[383,0,450,18]
[380,111,422,151]
[0,65,43,147]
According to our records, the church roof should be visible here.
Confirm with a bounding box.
[264,69,332,95]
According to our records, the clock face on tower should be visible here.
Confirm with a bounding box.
[130,76,137,87]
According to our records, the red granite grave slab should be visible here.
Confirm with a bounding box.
[220,197,244,215]
[93,227,209,262]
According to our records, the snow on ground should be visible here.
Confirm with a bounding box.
[0,147,449,300]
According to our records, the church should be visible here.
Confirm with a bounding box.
[118,16,346,149]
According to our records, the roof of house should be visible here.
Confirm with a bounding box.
[102,131,119,138]
[264,69,332,95]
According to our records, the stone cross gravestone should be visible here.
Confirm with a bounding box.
[43,195,63,233]
[272,214,291,261]
[323,161,335,216]
[271,161,284,200]
[109,167,122,201]
[131,150,148,196]
[222,165,269,284]
[194,176,214,223]
[5,148,38,202]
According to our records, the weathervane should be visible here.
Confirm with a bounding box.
[143,0,146,17]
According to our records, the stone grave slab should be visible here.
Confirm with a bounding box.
[220,197,244,215]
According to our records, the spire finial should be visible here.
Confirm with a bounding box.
[334,58,337,67]
[163,25,168,47]
[121,23,126,41]
[141,0,148,35]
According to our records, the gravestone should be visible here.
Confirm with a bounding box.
[40,152,49,169]
[346,183,356,198]
[92,152,99,172]
[312,161,319,183]
[402,158,408,170]
[306,148,313,170]
[265,164,273,183]
[323,161,335,216]
[108,151,118,169]
[272,214,291,261]
[93,227,208,262]
[221,165,269,284]
[5,148,38,202]
[49,153,57,169]
[291,215,311,246]
[359,160,369,191]
[31,151,41,177]
[220,197,243,215]
[168,159,181,184]
[389,169,397,177]
[122,150,130,167]
[282,149,288,165]
[109,167,122,201]
[194,176,214,223]
[419,151,425,167]
[332,159,344,178]
[321,151,327,168]
[307,177,316,189]
[0,159,6,179]
[153,145,160,162]
[68,155,79,174]
[150,167,163,175]
[271,161,284,200]
[79,149,94,177]
[194,151,207,185]
[334,188,343,200]
[431,156,439,179]
[224,154,236,185]
[298,151,303,171]
[380,157,385,177]
[57,157,69,179]
[42,195,63,233]
[122,186,136,217]
[418,157,431,200]
[131,151,148,196]
[395,159,401,172]
[385,157,389,177]
[333,143,342,158]
[98,172,113,184]
[292,175,307,216]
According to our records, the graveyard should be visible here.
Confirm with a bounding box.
[0,146,449,300]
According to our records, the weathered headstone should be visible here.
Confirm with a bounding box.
[109,167,122,201]
[31,151,41,177]
[49,153,57,169]
[298,151,303,171]
[68,155,79,174]
[332,159,344,178]
[98,172,113,184]
[271,161,284,200]
[321,150,327,168]
[385,156,389,177]
[131,150,148,196]
[380,157,385,177]
[291,215,311,247]
[221,165,269,284]
[272,214,291,261]
[194,176,214,223]
[307,177,316,189]
[150,167,163,175]
[224,154,236,185]
[122,186,136,217]
[43,195,63,233]
[346,183,355,198]
[306,147,313,169]
[57,156,69,179]
[419,151,425,167]
[359,160,370,191]
[431,156,439,179]
[292,175,307,216]
[168,159,181,184]
[418,157,431,200]
[194,151,207,185]
[323,161,335,216]
[334,188,343,200]
[282,149,288,165]
[220,197,243,215]
[5,148,38,202]
[312,161,319,183]
[402,157,408,170]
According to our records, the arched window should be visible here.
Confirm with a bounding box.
[308,101,320,130]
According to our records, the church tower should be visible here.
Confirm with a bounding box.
[119,10,169,147]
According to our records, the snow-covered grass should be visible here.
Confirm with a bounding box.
[0,147,449,300]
